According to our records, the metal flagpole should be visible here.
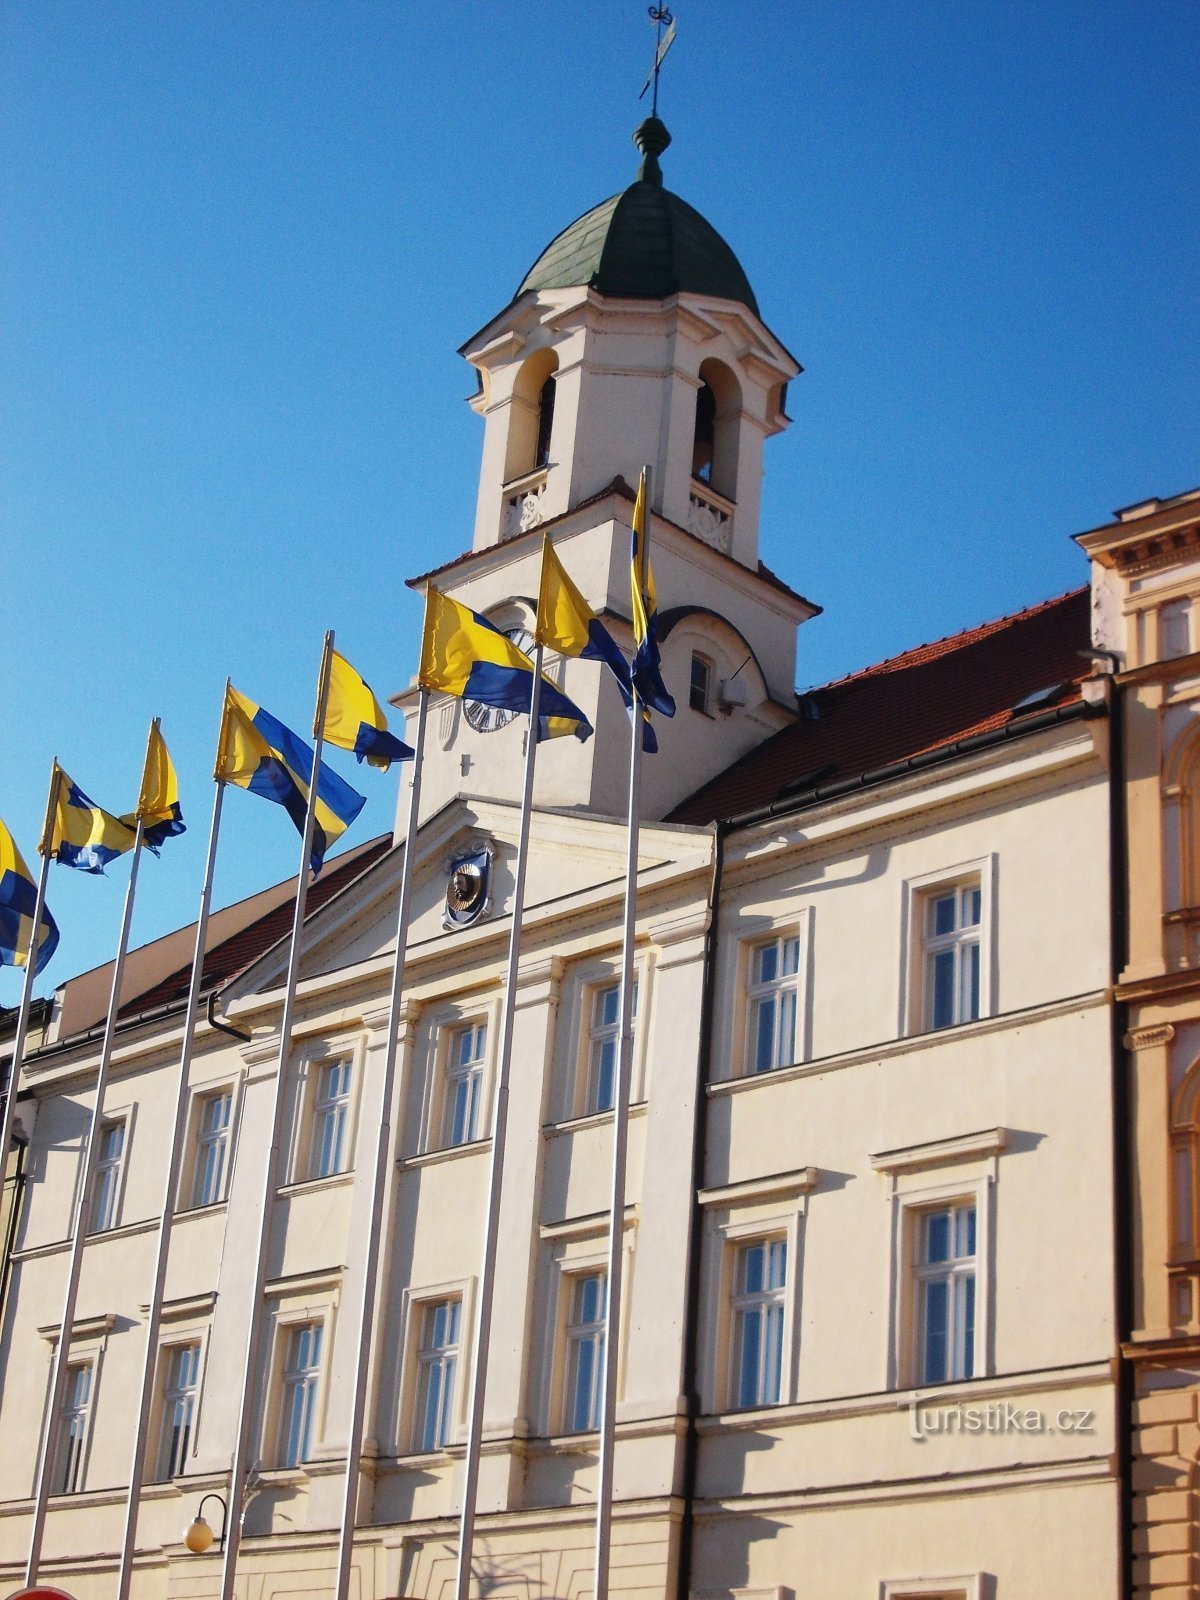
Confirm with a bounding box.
[26,791,150,1584]
[592,465,652,1600]
[115,756,229,1600]
[453,650,545,1600]
[332,688,428,1600]
[218,633,336,1600]
[0,761,62,1290]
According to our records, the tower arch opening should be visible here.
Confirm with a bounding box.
[505,348,559,483]
[693,358,742,502]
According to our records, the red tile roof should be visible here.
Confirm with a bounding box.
[669,587,1094,825]
[117,835,394,1020]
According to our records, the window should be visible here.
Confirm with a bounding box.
[54,1362,93,1493]
[921,881,981,1030]
[916,1203,976,1383]
[309,1060,352,1179]
[157,1342,200,1479]
[747,935,800,1073]
[689,653,713,714]
[414,1298,460,1452]
[192,1091,232,1207]
[444,1022,487,1146]
[278,1322,322,1467]
[692,380,716,483]
[90,1120,125,1232]
[732,1238,787,1407]
[585,982,637,1115]
[565,1272,607,1433]
[534,375,556,469]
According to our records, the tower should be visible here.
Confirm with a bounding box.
[397,119,818,825]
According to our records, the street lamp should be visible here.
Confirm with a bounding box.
[184,1492,228,1554]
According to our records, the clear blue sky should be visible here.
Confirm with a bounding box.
[3,0,1197,997]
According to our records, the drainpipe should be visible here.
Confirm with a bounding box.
[1105,669,1134,1599]
[676,820,726,1600]
[0,1131,28,1317]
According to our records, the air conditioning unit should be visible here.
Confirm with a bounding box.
[717,677,748,712]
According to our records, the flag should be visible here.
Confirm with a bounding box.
[124,723,186,853]
[322,650,413,772]
[418,587,592,743]
[216,685,366,874]
[536,538,657,753]
[0,819,59,977]
[630,469,676,716]
[46,767,138,874]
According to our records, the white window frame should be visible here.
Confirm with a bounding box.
[696,1169,815,1415]
[563,1268,607,1434]
[276,1320,324,1468]
[689,652,714,715]
[872,1128,1005,1391]
[731,910,811,1079]
[443,1020,488,1148]
[191,1087,234,1208]
[583,978,640,1116]
[89,1114,130,1234]
[880,1578,981,1600]
[913,1201,977,1386]
[54,1359,94,1494]
[412,1296,462,1453]
[156,1339,202,1480]
[283,1036,365,1187]
[730,1235,788,1409]
[394,1275,473,1457]
[415,997,499,1155]
[558,955,652,1123]
[745,933,803,1074]
[536,1215,635,1437]
[309,1058,354,1179]
[899,857,996,1037]
[260,1276,339,1472]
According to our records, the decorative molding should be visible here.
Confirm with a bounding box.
[539,1204,638,1242]
[239,1033,281,1068]
[687,487,733,553]
[39,1311,118,1346]
[649,908,711,949]
[1126,1023,1176,1051]
[362,999,420,1037]
[139,1290,218,1320]
[264,1266,344,1298]
[870,1127,1008,1176]
[699,1168,818,1208]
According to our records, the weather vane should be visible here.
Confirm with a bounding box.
[640,6,677,117]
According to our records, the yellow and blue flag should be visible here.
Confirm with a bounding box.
[124,723,186,853]
[536,538,657,753]
[216,685,366,874]
[46,766,138,874]
[418,587,592,743]
[322,650,413,772]
[630,469,676,717]
[0,818,59,977]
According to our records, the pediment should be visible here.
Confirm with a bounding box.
[221,795,707,1007]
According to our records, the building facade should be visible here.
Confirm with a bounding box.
[0,120,1134,1598]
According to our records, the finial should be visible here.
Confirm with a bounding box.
[634,115,671,185]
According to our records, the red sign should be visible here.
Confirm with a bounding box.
[8,1587,79,1600]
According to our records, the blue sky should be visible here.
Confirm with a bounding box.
[3,0,1197,996]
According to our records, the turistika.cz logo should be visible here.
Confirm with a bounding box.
[906,1396,1096,1442]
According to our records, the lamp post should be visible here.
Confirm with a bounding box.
[183,1493,228,1555]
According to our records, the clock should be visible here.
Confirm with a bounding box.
[463,626,536,733]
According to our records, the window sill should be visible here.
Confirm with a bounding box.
[278,1171,354,1198]
[544,1101,648,1137]
[173,1197,229,1220]
[400,1137,491,1171]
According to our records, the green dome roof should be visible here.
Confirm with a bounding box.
[516,119,759,318]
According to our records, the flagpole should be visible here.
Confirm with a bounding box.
[453,648,544,1600]
[592,465,652,1600]
[332,688,428,1600]
[219,633,336,1600]
[26,801,149,1584]
[0,761,62,1283]
[115,756,228,1600]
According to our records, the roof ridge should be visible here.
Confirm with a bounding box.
[810,585,1089,693]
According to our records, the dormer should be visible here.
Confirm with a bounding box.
[461,118,800,568]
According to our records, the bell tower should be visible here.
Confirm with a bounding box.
[397,121,818,826]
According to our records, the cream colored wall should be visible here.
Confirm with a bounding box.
[0,724,1118,1599]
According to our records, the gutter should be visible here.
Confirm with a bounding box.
[16,983,249,1066]
[721,699,1097,835]
[676,820,726,1600]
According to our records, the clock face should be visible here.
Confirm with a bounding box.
[463,626,536,733]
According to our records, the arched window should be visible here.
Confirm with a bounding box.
[691,383,716,483]
[504,349,559,483]
[692,360,742,502]
[535,375,556,470]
